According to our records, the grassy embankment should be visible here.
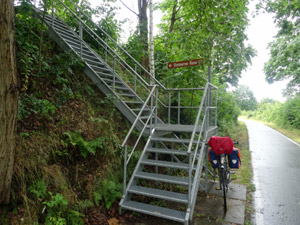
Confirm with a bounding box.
[240,116,300,144]
[227,121,254,225]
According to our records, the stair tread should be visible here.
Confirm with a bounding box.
[101,78,123,84]
[121,200,186,223]
[150,137,200,144]
[132,108,150,111]
[128,185,188,203]
[124,100,142,104]
[135,171,188,185]
[110,86,129,91]
[155,124,203,133]
[141,159,189,169]
[147,147,188,155]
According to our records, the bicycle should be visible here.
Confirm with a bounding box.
[208,137,238,212]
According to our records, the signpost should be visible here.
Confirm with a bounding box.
[167,58,203,69]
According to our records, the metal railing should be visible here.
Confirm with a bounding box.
[44,0,212,127]
[121,85,158,196]
[186,82,218,219]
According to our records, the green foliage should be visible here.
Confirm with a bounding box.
[42,192,83,225]
[233,85,258,111]
[18,94,56,120]
[28,180,84,225]
[64,131,105,158]
[93,179,122,209]
[251,96,300,129]
[217,87,241,136]
[259,0,300,97]
[156,0,255,87]
[28,180,47,199]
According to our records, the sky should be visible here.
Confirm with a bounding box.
[238,0,288,102]
[89,0,288,102]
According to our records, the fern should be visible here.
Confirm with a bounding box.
[64,131,105,158]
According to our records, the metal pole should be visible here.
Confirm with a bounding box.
[51,0,54,27]
[105,38,107,63]
[113,57,116,90]
[208,66,212,127]
[134,65,137,93]
[150,91,153,131]
[168,92,171,124]
[155,88,158,126]
[178,91,180,124]
[188,153,192,207]
[123,145,127,196]
[79,22,83,58]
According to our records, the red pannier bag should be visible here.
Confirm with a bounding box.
[207,136,234,155]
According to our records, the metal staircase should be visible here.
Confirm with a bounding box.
[33,1,219,224]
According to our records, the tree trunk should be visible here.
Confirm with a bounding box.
[0,0,18,204]
[138,0,149,71]
[149,0,155,84]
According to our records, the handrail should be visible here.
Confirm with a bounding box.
[55,0,165,88]
[187,83,210,154]
[122,85,157,147]
[53,0,209,92]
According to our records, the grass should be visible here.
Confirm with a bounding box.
[228,121,254,224]
[240,116,300,144]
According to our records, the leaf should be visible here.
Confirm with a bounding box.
[108,218,119,225]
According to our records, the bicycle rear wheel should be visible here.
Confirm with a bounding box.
[221,168,227,211]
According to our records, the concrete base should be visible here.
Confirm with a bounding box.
[194,181,247,225]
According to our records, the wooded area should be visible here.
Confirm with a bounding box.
[0,0,298,224]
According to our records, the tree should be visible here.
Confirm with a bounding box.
[138,0,149,71]
[0,0,18,204]
[157,0,256,87]
[233,85,258,111]
[261,0,300,97]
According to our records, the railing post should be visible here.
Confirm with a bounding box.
[155,88,158,126]
[178,91,180,124]
[51,0,54,27]
[150,89,154,131]
[168,92,171,124]
[215,90,218,127]
[105,38,108,63]
[188,152,192,207]
[134,65,137,93]
[79,22,83,58]
[113,57,116,90]
[123,145,127,196]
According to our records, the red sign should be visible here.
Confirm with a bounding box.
[167,58,203,69]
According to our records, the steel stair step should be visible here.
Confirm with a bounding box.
[64,38,84,47]
[44,17,69,29]
[128,185,188,204]
[109,86,130,91]
[53,26,77,37]
[44,15,67,27]
[101,78,123,85]
[155,124,202,133]
[150,137,200,144]
[121,200,186,223]
[70,46,95,56]
[84,58,105,67]
[140,115,152,119]
[141,159,189,169]
[132,108,150,112]
[124,100,143,105]
[53,25,77,37]
[146,147,188,156]
[119,93,136,98]
[135,171,188,186]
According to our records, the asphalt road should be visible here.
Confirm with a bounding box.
[243,119,300,225]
